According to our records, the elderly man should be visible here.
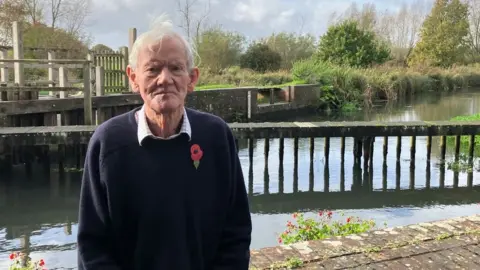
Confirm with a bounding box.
[77,15,252,270]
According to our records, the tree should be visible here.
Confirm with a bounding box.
[408,0,470,67]
[260,32,316,69]
[316,20,391,68]
[91,43,114,53]
[175,0,211,43]
[196,26,245,72]
[465,0,480,61]
[0,0,92,46]
[329,1,429,63]
[0,0,28,45]
[240,43,282,72]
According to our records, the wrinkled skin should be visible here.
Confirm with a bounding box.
[126,35,199,136]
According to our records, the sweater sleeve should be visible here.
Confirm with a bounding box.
[213,125,252,269]
[77,134,121,270]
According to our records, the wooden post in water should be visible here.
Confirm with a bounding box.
[83,63,92,125]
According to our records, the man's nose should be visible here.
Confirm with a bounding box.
[156,67,174,85]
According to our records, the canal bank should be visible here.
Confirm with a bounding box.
[1,90,480,269]
[250,214,480,269]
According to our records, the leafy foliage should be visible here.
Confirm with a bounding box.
[408,0,470,67]
[260,32,317,69]
[196,27,245,73]
[240,43,282,72]
[316,20,391,68]
[278,211,377,245]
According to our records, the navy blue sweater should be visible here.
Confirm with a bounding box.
[77,107,252,270]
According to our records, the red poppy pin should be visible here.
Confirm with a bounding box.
[190,144,203,169]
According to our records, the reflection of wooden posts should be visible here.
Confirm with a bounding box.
[20,233,31,267]
[64,220,72,235]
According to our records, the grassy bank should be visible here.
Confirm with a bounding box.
[447,114,480,148]
[196,60,480,111]
[37,61,480,111]
[446,114,480,172]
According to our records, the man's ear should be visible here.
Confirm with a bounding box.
[187,67,200,93]
[126,65,139,93]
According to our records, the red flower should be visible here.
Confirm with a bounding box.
[327,211,333,218]
[278,237,282,243]
[190,144,203,161]
[319,211,324,216]
[9,253,15,260]
[39,259,45,266]
[347,217,351,223]
[190,144,203,169]
[293,213,298,219]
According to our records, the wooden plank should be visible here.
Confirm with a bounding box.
[0,63,85,69]
[0,87,82,92]
[0,94,143,114]
[0,59,90,64]
[2,120,480,141]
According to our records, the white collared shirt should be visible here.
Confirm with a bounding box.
[136,105,192,146]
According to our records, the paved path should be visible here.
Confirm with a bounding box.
[250,214,480,269]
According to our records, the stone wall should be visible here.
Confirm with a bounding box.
[185,84,320,122]
[186,87,257,122]
[0,84,319,126]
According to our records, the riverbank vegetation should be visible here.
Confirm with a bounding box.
[2,0,480,111]
[8,252,45,270]
[192,0,480,111]
[278,211,378,245]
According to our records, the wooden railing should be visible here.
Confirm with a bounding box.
[1,121,480,176]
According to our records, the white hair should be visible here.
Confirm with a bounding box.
[128,13,196,71]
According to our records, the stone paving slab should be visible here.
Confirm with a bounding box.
[249,214,480,269]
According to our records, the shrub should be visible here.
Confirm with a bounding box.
[278,211,377,245]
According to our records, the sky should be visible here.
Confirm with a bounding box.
[85,0,433,50]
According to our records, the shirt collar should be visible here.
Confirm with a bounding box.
[136,105,192,146]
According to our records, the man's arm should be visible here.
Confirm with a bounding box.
[77,136,120,270]
[214,125,252,269]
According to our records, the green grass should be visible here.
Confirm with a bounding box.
[448,113,480,147]
[195,84,236,90]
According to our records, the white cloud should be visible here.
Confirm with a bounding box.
[84,0,430,49]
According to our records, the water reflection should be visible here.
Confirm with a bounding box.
[2,90,480,268]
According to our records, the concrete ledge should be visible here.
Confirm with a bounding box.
[249,215,480,269]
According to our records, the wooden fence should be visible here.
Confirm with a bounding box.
[0,21,130,99]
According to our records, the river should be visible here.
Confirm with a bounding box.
[1,90,480,269]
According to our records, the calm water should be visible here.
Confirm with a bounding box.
[2,90,480,269]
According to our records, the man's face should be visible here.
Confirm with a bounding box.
[127,36,199,114]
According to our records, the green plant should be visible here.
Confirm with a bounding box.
[8,252,46,270]
[278,211,377,245]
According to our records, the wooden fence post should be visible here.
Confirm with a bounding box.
[58,66,66,98]
[128,28,137,54]
[48,51,57,97]
[83,62,92,125]
[0,49,8,101]
[95,66,105,124]
[12,21,24,101]
[120,46,129,91]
